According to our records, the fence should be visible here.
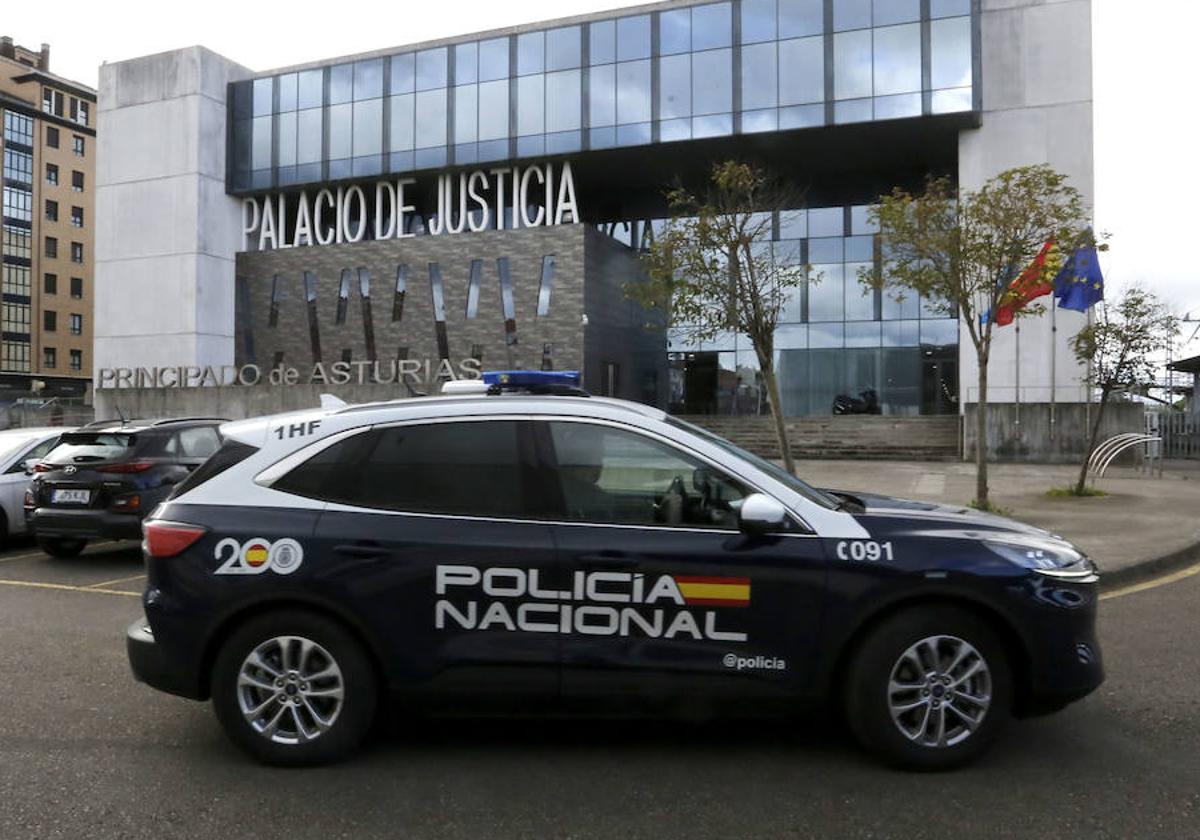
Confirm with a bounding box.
[1150,410,1199,459]
[0,398,94,430]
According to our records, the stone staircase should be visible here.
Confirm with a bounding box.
[681,414,962,461]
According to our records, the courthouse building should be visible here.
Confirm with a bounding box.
[94,0,1094,439]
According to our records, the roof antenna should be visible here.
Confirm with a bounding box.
[115,402,126,423]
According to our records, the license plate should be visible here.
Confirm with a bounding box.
[52,489,91,504]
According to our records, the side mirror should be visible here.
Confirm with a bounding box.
[23,459,39,476]
[738,493,788,535]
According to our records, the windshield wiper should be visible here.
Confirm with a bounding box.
[825,490,866,514]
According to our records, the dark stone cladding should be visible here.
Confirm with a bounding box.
[234,225,667,405]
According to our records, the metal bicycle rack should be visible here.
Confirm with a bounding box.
[1087,433,1163,480]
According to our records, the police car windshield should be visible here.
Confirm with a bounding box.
[666,417,840,511]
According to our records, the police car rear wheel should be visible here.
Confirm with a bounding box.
[212,611,376,765]
[845,606,1012,770]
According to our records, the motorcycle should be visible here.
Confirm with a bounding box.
[832,388,881,415]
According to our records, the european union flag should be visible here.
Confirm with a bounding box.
[1053,243,1104,312]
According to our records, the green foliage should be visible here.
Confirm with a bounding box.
[1068,285,1177,496]
[862,165,1090,360]
[1046,485,1108,498]
[864,164,1091,507]
[627,161,808,473]
[627,161,807,360]
[1071,285,1178,397]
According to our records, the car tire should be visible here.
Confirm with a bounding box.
[844,605,1012,770]
[37,537,87,558]
[211,610,377,766]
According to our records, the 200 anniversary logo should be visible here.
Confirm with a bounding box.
[435,565,751,641]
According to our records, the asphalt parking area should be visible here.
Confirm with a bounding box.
[0,540,1197,839]
[0,538,145,596]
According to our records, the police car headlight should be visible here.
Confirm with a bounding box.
[984,538,1096,579]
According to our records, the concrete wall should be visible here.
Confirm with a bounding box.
[958,0,1095,408]
[94,47,251,374]
[964,401,1143,464]
[94,382,413,422]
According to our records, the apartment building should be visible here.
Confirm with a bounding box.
[0,36,94,398]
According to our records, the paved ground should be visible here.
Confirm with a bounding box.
[0,539,1197,839]
[795,459,1200,576]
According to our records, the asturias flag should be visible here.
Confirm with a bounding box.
[992,240,1059,326]
[1053,242,1104,312]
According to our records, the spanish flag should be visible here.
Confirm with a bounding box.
[674,576,751,607]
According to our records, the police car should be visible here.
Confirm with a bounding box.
[127,371,1103,768]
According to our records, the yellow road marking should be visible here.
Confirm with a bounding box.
[1101,561,1200,600]
[0,550,48,564]
[87,573,146,589]
[0,578,140,597]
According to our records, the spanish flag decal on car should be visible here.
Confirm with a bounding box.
[673,576,751,607]
[243,541,271,568]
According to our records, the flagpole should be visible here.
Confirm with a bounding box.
[1085,305,1094,442]
[1050,301,1057,441]
[1014,321,1021,435]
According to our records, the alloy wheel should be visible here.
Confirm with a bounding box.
[236,635,345,745]
[887,634,992,748]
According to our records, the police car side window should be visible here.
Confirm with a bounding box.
[547,422,747,529]
[275,421,538,519]
[273,433,371,504]
[352,421,532,517]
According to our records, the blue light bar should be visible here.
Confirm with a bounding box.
[481,370,581,388]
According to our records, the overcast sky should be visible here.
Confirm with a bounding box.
[5,0,1197,338]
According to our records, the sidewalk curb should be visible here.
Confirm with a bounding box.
[1097,538,1200,592]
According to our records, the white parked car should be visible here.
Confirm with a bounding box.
[0,427,67,544]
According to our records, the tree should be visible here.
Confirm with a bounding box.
[1070,286,1177,495]
[627,162,807,474]
[865,165,1089,508]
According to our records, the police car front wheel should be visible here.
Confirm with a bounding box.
[844,605,1013,770]
[211,611,377,765]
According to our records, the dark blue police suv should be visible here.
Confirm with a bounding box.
[127,378,1103,768]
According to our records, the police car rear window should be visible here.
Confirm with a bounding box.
[169,440,259,499]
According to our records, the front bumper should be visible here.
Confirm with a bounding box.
[126,615,205,700]
[30,507,142,540]
[1011,574,1105,715]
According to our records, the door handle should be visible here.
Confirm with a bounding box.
[580,552,639,569]
[333,542,388,559]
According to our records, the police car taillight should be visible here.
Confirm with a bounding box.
[143,521,207,558]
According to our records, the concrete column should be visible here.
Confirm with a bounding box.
[957,0,1094,407]
[94,47,251,378]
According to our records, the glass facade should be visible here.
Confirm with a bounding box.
[229,0,976,191]
[602,204,959,418]
[225,0,972,417]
